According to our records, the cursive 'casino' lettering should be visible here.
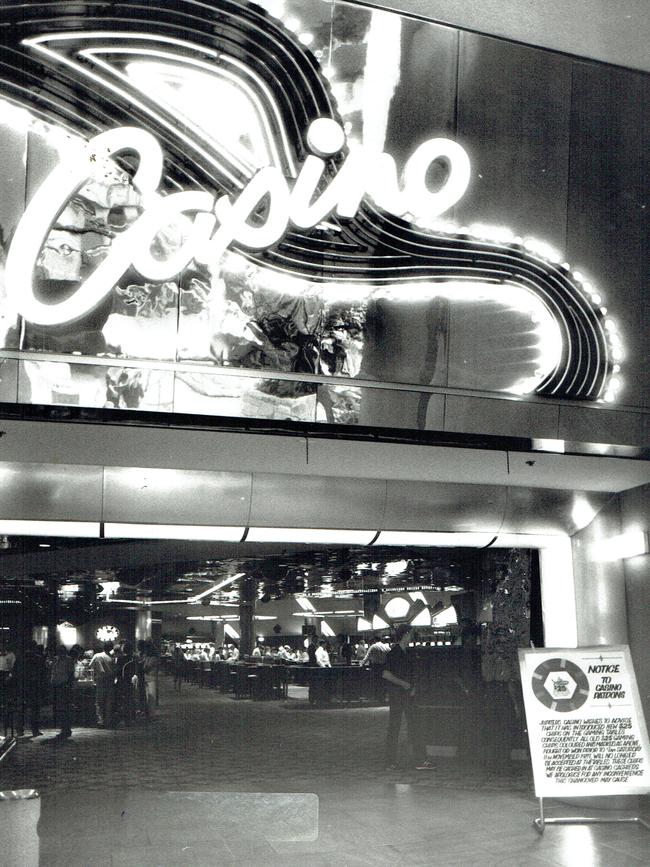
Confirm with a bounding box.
[5,119,471,326]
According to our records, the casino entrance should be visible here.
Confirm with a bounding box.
[1,532,544,766]
[0,422,643,768]
[0,424,647,864]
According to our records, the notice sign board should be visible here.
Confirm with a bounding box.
[519,646,650,798]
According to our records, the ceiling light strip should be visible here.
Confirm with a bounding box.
[103,523,245,542]
[245,527,378,545]
[0,519,100,537]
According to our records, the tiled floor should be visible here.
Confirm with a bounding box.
[2,677,649,866]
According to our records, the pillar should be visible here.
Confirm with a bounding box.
[46,579,58,653]
[135,607,152,643]
[239,574,256,657]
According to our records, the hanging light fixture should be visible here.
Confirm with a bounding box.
[410,607,432,627]
[372,613,390,630]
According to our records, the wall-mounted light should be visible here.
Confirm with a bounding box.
[571,497,598,532]
[593,531,648,562]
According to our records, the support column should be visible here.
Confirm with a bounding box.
[239,574,256,658]
[212,621,225,647]
[135,605,152,643]
[46,579,58,653]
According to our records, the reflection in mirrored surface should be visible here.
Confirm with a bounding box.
[18,361,174,412]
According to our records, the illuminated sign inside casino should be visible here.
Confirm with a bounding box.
[0,1,623,415]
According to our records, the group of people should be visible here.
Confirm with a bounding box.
[86,639,159,731]
[0,639,160,741]
[167,637,387,668]
[1,640,66,739]
[172,642,240,663]
[2,626,434,769]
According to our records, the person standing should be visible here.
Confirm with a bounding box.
[363,635,390,702]
[134,640,147,716]
[50,644,75,740]
[16,641,46,738]
[142,641,159,719]
[355,639,369,662]
[0,643,16,682]
[172,644,184,692]
[382,625,432,770]
[339,636,353,665]
[114,642,136,726]
[315,639,331,668]
[89,642,116,727]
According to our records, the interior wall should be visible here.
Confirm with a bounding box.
[571,497,627,648]
[620,484,650,723]
[369,0,650,74]
[571,489,650,724]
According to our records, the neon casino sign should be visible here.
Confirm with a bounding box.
[0,2,622,402]
[6,120,471,326]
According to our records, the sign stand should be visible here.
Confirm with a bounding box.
[534,796,650,835]
[519,646,650,838]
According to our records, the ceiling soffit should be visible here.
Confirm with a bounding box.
[0,460,615,540]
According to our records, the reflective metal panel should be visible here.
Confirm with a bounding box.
[0,420,310,476]
[571,497,628,644]
[558,405,645,448]
[0,461,103,521]
[18,360,174,412]
[567,62,650,409]
[445,394,559,439]
[249,473,386,530]
[0,119,26,351]
[504,488,611,536]
[0,358,17,402]
[456,33,570,252]
[507,451,650,493]
[174,372,317,423]
[102,467,252,526]
[307,440,509,484]
[384,480,507,532]
[316,383,446,431]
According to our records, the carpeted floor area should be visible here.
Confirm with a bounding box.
[1,676,648,866]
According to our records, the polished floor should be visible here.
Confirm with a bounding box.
[2,677,649,866]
